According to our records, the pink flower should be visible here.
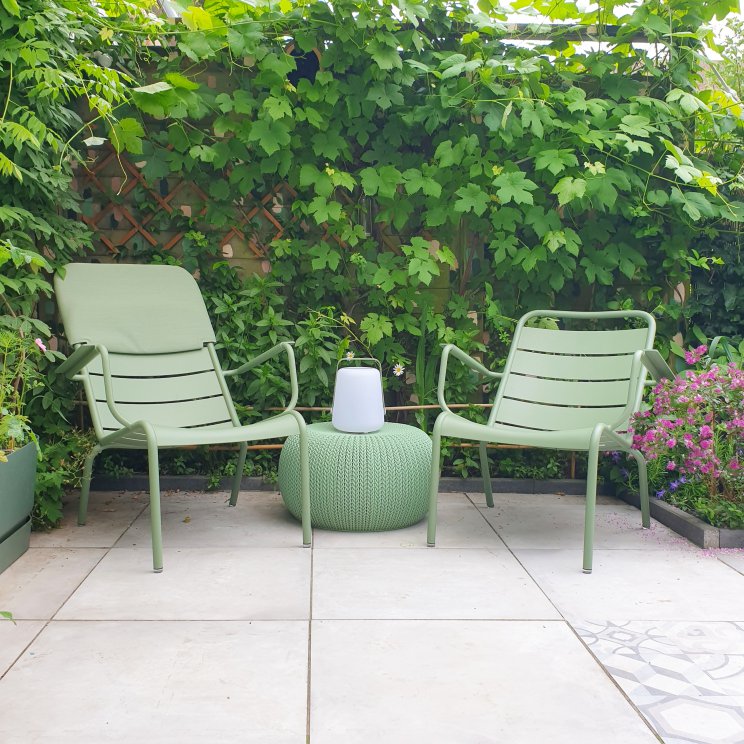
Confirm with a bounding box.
[34,338,46,353]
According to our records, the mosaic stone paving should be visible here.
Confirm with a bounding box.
[575,621,744,744]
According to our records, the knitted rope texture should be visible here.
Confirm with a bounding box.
[278,422,432,531]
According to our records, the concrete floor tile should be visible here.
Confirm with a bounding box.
[310,619,658,744]
[116,490,303,549]
[0,620,308,743]
[31,491,146,549]
[467,491,618,507]
[718,552,744,576]
[480,497,692,551]
[57,547,311,621]
[0,620,44,676]
[312,493,504,549]
[312,548,559,620]
[516,549,744,621]
[0,548,105,620]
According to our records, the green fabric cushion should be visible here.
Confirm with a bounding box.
[54,263,216,354]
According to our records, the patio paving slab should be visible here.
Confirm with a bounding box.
[312,547,560,620]
[479,496,694,551]
[514,549,744,622]
[0,620,44,676]
[310,619,659,744]
[0,548,105,620]
[116,490,302,549]
[467,491,619,507]
[718,553,744,577]
[312,492,504,549]
[56,547,311,621]
[0,620,308,744]
[576,620,744,744]
[30,490,147,549]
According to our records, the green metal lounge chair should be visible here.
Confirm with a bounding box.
[427,309,673,573]
[55,263,311,572]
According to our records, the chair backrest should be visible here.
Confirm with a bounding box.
[55,263,237,437]
[490,310,655,433]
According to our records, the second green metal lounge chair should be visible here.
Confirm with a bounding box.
[427,309,673,573]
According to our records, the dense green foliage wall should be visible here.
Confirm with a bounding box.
[1,0,744,522]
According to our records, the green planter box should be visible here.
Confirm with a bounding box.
[0,443,37,574]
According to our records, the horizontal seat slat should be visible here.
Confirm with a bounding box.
[517,326,649,355]
[493,398,626,431]
[88,370,223,404]
[501,375,631,407]
[95,395,233,431]
[86,348,215,377]
[509,350,634,380]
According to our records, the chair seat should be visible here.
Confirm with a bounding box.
[101,412,299,449]
[437,411,632,452]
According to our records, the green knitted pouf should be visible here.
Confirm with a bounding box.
[278,422,432,531]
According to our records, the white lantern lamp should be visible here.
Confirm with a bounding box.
[331,358,385,433]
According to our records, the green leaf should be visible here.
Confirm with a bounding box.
[534,149,578,176]
[165,72,200,91]
[669,187,718,221]
[618,114,653,138]
[1,0,20,16]
[360,166,402,199]
[306,196,342,224]
[182,6,214,30]
[247,118,290,156]
[360,313,393,346]
[109,118,144,155]
[492,171,538,206]
[133,82,173,95]
[309,241,341,270]
[551,176,586,206]
[666,88,708,115]
[263,96,293,120]
[454,183,490,216]
[402,169,441,198]
[367,40,402,70]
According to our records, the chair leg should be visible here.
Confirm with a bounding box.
[479,442,493,508]
[427,418,444,546]
[583,442,600,574]
[229,443,248,507]
[297,419,311,547]
[631,450,651,529]
[78,445,101,526]
[146,437,164,573]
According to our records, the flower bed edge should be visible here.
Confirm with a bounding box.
[616,489,744,549]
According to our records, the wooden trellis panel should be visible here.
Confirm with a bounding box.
[73,144,300,273]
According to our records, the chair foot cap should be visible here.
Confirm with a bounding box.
[427,542,435,547]
[153,568,163,574]
[582,568,592,574]
[302,542,311,548]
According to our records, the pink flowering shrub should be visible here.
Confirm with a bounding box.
[630,363,744,502]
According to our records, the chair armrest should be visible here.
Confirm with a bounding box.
[437,344,502,415]
[56,344,101,379]
[608,349,676,432]
[57,344,133,429]
[222,341,298,411]
[640,349,675,382]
